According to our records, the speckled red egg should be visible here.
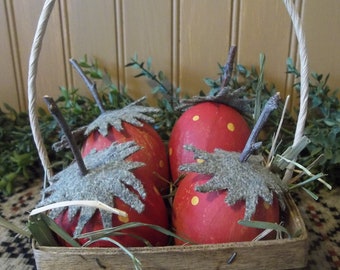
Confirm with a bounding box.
[54,181,169,247]
[168,102,250,181]
[172,173,280,244]
[82,121,169,194]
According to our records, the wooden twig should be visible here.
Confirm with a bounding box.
[239,93,280,162]
[69,58,105,114]
[43,96,88,176]
[220,45,237,89]
[267,95,290,167]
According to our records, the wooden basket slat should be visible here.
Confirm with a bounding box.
[33,195,308,270]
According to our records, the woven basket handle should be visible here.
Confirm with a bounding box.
[28,0,56,181]
[283,0,309,145]
[27,0,309,183]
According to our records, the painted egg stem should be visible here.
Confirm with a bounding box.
[43,95,88,176]
[239,92,280,163]
[69,58,106,114]
[176,46,252,114]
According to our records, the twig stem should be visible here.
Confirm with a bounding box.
[254,53,266,122]
[220,46,237,89]
[267,95,290,167]
[69,58,105,114]
[43,96,88,176]
[239,93,280,162]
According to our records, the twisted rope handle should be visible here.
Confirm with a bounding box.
[282,0,309,183]
[28,0,56,182]
[27,0,309,183]
[283,0,309,146]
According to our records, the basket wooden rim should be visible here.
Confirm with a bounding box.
[33,236,308,255]
[32,194,308,269]
[32,193,308,254]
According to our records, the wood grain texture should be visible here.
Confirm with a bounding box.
[11,0,66,109]
[237,0,292,94]
[1,0,340,111]
[33,195,308,270]
[178,0,233,96]
[66,0,118,95]
[122,0,173,103]
[0,0,20,110]
[302,0,340,90]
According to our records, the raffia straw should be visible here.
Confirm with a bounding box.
[282,0,309,184]
[30,200,128,217]
[27,0,56,183]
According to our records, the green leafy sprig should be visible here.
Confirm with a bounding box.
[126,54,182,140]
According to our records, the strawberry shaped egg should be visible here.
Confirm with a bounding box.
[82,99,170,194]
[53,175,169,247]
[169,101,250,181]
[172,94,287,245]
[172,172,280,244]
[69,60,169,194]
[169,46,251,182]
[37,97,169,248]
[39,141,169,247]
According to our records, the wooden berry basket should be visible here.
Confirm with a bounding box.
[32,194,308,270]
[28,0,309,269]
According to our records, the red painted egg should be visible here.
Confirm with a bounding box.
[168,102,250,181]
[82,121,169,194]
[172,173,280,244]
[54,181,169,247]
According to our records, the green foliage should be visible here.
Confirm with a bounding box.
[126,54,182,140]
[78,55,134,109]
[0,105,38,195]
[233,59,297,139]
[221,57,339,188]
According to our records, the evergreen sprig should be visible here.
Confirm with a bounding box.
[126,54,182,140]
